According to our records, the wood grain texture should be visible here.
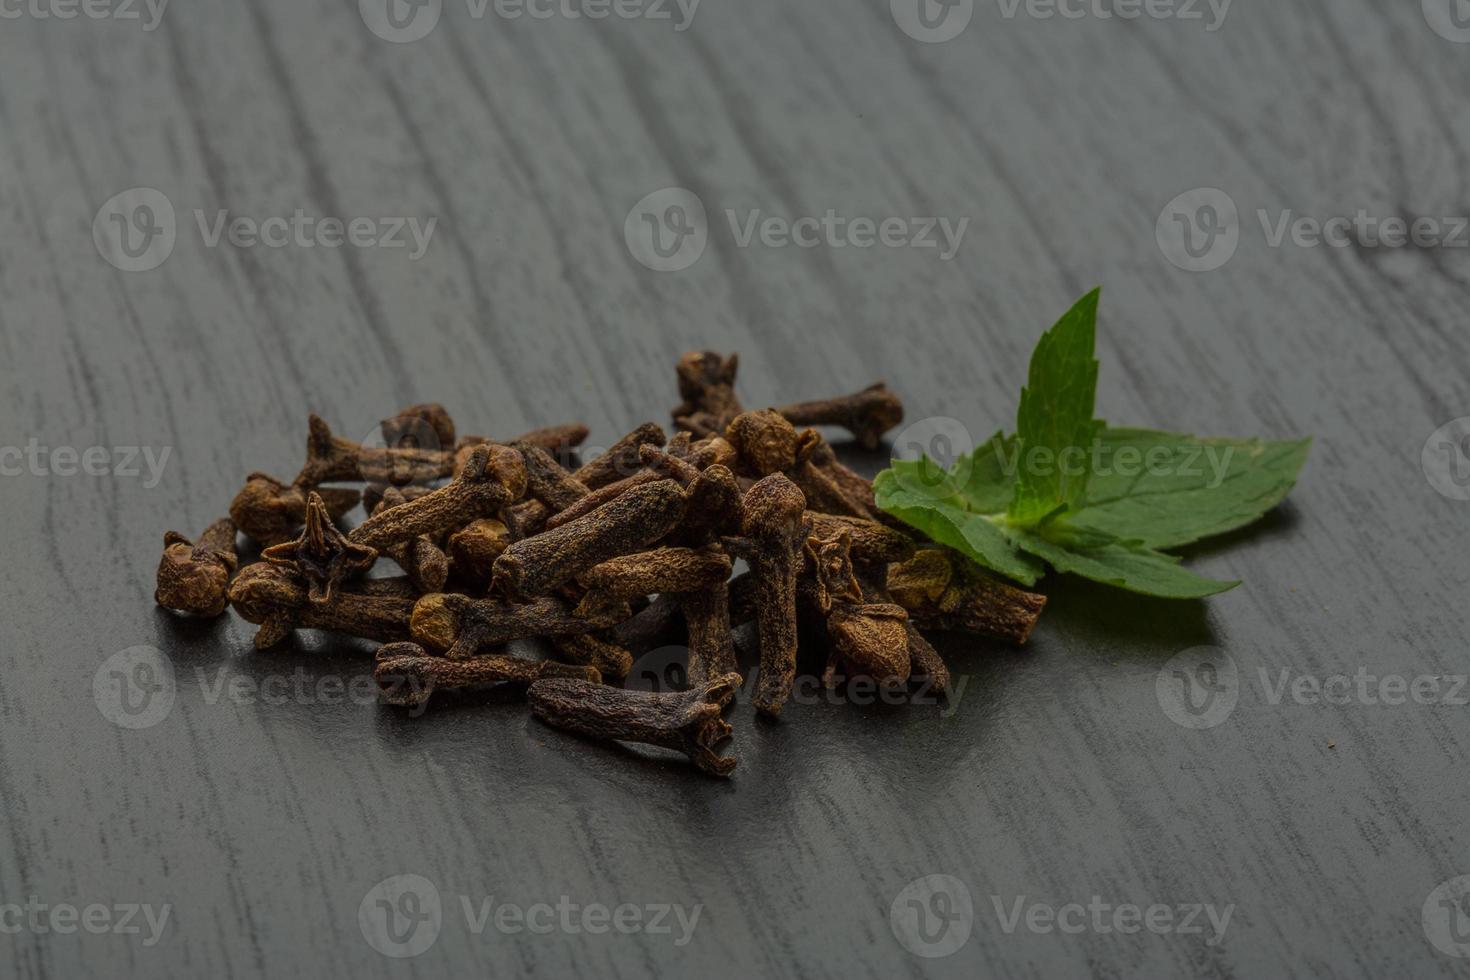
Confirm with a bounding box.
[1,0,1468,975]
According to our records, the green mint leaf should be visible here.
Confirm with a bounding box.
[873,288,1311,599]
[1009,527,1240,598]
[1063,429,1312,549]
[1008,288,1102,526]
[873,467,1045,585]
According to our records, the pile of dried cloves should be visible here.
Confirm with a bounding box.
[154,353,1046,776]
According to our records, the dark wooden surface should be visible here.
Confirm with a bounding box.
[3,0,1469,976]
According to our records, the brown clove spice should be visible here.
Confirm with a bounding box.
[410,593,618,660]
[445,518,511,588]
[529,672,742,776]
[154,517,239,617]
[370,488,450,593]
[381,403,456,452]
[227,564,416,649]
[374,641,598,708]
[887,548,1046,644]
[723,473,809,716]
[550,633,635,680]
[805,531,910,687]
[261,491,379,605]
[229,474,360,547]
[351,444,526,550]
[492,478,688,598]
[296,413,455,487]
[682,580,737,686]
[775,382,904,451]
[573,547,732,622]
[672,351,743,438]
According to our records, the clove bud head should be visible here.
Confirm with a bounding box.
[229,473,360,546]
[725,409,800,478]
[154,522,238,618]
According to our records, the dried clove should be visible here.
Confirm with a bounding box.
[724,410,878,520]
[790,431,881,520]
[805,531,910,688]
[807,513,914,566]
[350,444,526,550]
[775,382,904,451]
[374,641,598,708]
[573,547,732,622]
[638,445,744,544]
[682,580,737,686]
[445,518,511,588]
[230,474,360,547]
[540,433,732,534]
[410,593,617,660]
[571,422,667,490]
[801,435,882,521]
[362,481,434,516]
[606,592,687,651]
[227,563,415,649]
[370,488,450,593]
[504,423,590,456]
[725,409,801,479]
[502,443,591,539]
[855,565,950,695]
[517,443,590,512]
[492,478,688,598]
[154,517,239,617]
[887,548,1046,644]
[550,633,635,680]
[381,403,456,452]
[296,413,455,487]
[672,351,743,438]
[540,471,660,533]
[262,491,379,605]
[507,423,666,536]
[723,474,809,716]
[528,672,742,776]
